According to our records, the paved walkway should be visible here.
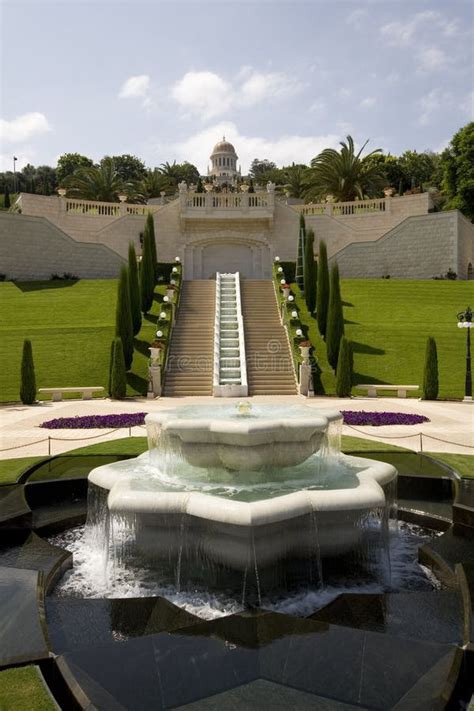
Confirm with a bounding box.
[0,395,473,459]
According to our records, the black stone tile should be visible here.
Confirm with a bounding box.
[46,596,201,653]
[61,636,162,710]
[0,484,31,528]
[152,631,257,708]
[310,591,463,644]
[359,631,451,709]
[391,648,461,710]
[0,565,50,667]
[422,525,474,571]
[173,679,364,710]
[0,531,71,588]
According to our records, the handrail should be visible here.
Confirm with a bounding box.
[234,271,248,393]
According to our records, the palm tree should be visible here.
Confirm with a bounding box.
[303,136,385,202]
[63,158,126,202]
[283,163,309,199]
[140,169,173,199]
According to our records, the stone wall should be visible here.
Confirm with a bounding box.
[456,212,474,279]
[0,213,125,280]
[329,211,472,279]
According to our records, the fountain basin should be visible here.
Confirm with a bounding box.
[145,405,342,470]
[89,454,396,567]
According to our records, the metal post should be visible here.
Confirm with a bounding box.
[466,326,472,398]
[48,436,51,456]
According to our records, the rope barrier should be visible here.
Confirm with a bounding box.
[344,425,420,439]
[0,438,49,452]
[420,433,474,449]
[344,424,474,450]
[47,427,121,442]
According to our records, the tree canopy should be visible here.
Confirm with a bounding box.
[303,136,385,202]
[57,153,94,184]
[441,122,474,221]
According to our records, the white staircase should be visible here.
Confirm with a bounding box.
[213,272,248,397]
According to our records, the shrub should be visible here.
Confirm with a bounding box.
[128,242,142,335]
[326,263,344,370]
[423,336,439,400]
[316,240,329,338]
[3,187,10,209]
[20,339,36,404]
[115,265,134,370]
[140,221,155,313]
[303,228,317,314]
[145,212,157,278]
[110,337,127,399]
[335,337,353,397]
[296,213,305,292]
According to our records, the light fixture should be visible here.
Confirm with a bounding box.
[170,279,176,285]
[172,267,178,273]
[456,306,473,400]
[175,256,181,262]
[291,310,298,318]
[280,279,286,285]
[156,330,163,338]
[274,256,280,262]
[159,312,167,320]
[277,267,283,273]
[288,295,294,302]
[163,296,169,303]
[296,328,303,337]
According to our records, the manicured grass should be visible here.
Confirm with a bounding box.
[0,666,56,711]
[428,452,474,479]
[0,279,168,402]
[0,456,46,484]
[1,436,472,485]
[293,279,473,399]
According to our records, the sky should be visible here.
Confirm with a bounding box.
[0,0,473,174]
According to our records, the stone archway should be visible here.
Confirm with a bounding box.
[201,242,253,278]
[184,235,271,279]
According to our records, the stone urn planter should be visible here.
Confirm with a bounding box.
[281,284,291,300]
[149,341,163,365]
[166,285,176,301]
[383,187,395,197]
[299,341,311,364]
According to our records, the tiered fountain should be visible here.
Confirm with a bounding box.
[88,403,397,602]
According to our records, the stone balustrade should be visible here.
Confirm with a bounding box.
[293,192,432,219]
[63,198,161,218]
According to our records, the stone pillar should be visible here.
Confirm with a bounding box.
[178,181,188,211]
[147,363,162,398]
[299,363,312,396]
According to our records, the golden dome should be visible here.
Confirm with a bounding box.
[211,136,237,156]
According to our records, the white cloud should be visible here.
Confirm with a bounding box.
[118,75,151,99]
[417,89,451,126]
[460,91,474,118]
[309,99,326,115]
[360,97,376,109]
[171,68,303,119]
[346,9,368,29]
[0,112,51,143]
[380,11,440,46]
[159,122,340,174]
[240,71,301,106]
[171,71,232,119]
[338,88,352,100]
[417,47,450,71]
[0,148,36,171]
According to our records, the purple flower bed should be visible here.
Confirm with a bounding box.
[341,411,429,427]
[40,413,148,429]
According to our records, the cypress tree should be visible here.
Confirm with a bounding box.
[248,179,255,193]
[4,186,10,209]
[128,242,142,335]
[335,337,353,397]
[316,240,329,338]
[140,226,155,313]
[108,340,115,397]
[110,337,127,399]
[326,263,345,370]
[196,177,203,193]
[423,336,439,400]
[20,338,36,404]
[303,228,317,314]
[145,212,157,280]
[296,213,306,292]
[115,265,134,370]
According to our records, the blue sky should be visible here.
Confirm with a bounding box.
[1,0,472,174]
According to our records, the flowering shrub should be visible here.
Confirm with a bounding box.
[40,413,147,429]
[341,411,429,426]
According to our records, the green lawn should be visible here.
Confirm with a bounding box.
[293,279,474,399]
[1,436,472,485]
[0,666,56,711]
[0,279,168,402]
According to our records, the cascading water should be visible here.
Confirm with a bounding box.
[81,402,399,605]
